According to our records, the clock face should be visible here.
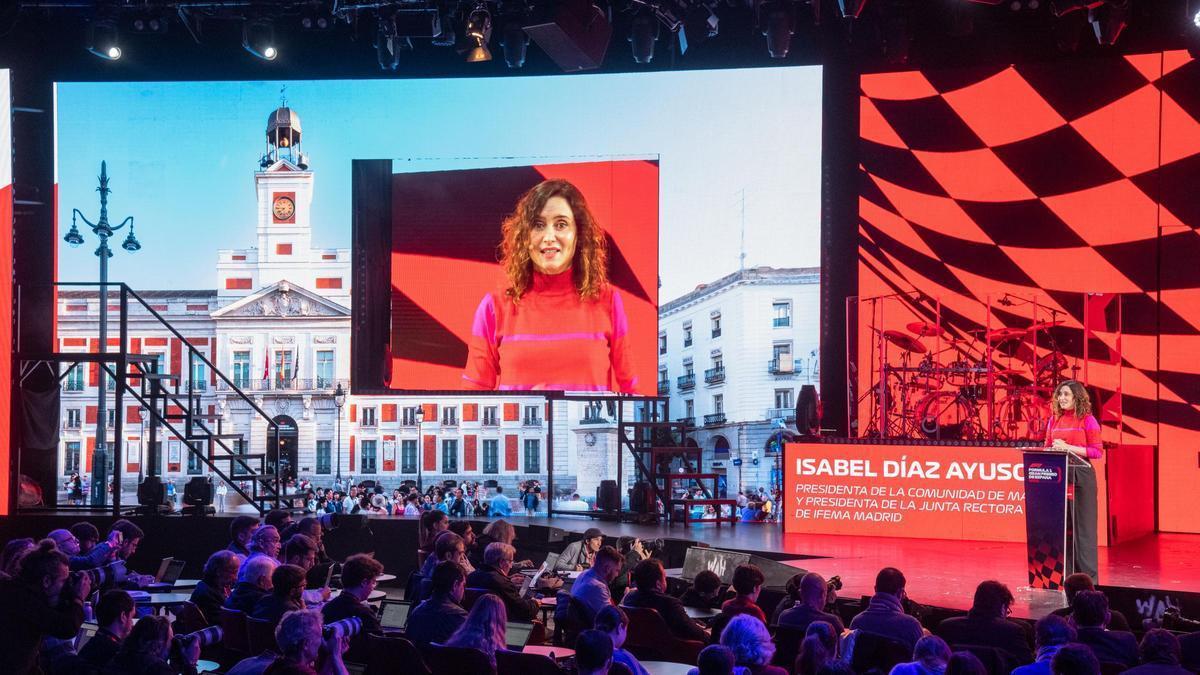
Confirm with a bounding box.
[272,195,295,221]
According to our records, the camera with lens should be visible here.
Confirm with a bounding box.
[827,575,843,592]
[175,626,223,650]
[1162,607,1200,632]
[74,560,127,589]
[323,617,363,640]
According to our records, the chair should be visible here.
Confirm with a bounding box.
[620,605,705,664]
[771,624,807,669]
[365,634,431,675]
[218,607,251,655]
[246,616,278,654]
[422,644,497,675]
[495,649,565,675]
[847,630,913,675]
[1099,662,1130,675]
[463,587,491,610]
[404,571,426,602]
[172,600,208,635]
[953,643,1020,675]
[551,592,592,647]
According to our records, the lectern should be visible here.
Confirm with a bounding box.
[1022,448,1080,590]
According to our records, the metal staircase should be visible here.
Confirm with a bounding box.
[18,282,302,515]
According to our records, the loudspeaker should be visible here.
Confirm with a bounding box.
[522,0,611,72]
[628,481,654,514]
[596,480,620,512]
[797,384,820,436]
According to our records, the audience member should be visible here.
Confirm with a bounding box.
[445,594,508,667]
[573,545,623,618]
[417,510,450,569]
[595,605,651,675]
[229,516,259,556]
[0,539,90,672]
[1013,614,1077,675]
[103,615,198,675]
[264,509,294,533]
[576,629,616,675]
[251,564,308,625]
[556,528,605,571]
[779,573,845,633]
[944,651,987,675]
[720,613,788,675]
[935,580,1033,664]
[890,635,952,675]
[320,553,383,663]
[78,589,136,669]
[226,555,277,614]
[772,573,806,625]
[1051,643,1101,675]
[70,522,101,555]
[849,567,925,652]
[282,534,332,606]
[806,621,839,658]
[446,521,478,574]
[1071,590,1138,667]
[1052,574,1131,632]
[796,632,834,675]
[688,644,740,675]
[191,550,241,626]
[48,528,116,571]
[722,564,767,623]
[228,608,349,675]
[465,542,539,621]
[406,561,468,645]
[1124,629,1190,675]
[246,525,282,564]
[418,531,466,580]
[292,517,331,565]
[473,520,529,570]
[611,536,648,599]
[680,570,724,610]
[1,537,35,579]
[107,519,145,566]
[623,558,708,642]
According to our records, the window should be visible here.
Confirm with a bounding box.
[361,440,378,474]
[403,406,419,426]
[64,365,84,391]
[190,360,207,392]
[482,406,499,426]
[713,394,724,414]
[66,409,82,429]
[106,409,116,429]
[523,439,540,474]
[315,351,335,388]
[401,440,418,473]
[775,389,794,409]
[523,405,541,425]
[64,442,81,475]
[442,406,458,426]
[187,442,203,475]
[684,359,694,377]
[773,341,794,372]
[711,313,722,338]
[232,351,252,388]
[772,300,792,327]
[274,351,294,386]
[685,399,694,418]
[658,333,667,355]
[482,439,499,474]
[712,354,723,371]
[361,407,377,427]
[316,440,331,474]
[683,322,693,348]
[441,439,458,473]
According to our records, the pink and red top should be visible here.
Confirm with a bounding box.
[462,267,637,393]
[1044,411,1103,459]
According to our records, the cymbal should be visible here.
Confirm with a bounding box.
[1027,320,1064,332]
[907,321,945,337]
[987,327,1028,341]
[883,329,927,353]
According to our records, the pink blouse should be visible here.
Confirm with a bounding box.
[1044,412,1103,459]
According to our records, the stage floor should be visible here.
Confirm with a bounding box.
[520,516,1200,620]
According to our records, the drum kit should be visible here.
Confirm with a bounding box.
[871,318,1078,441]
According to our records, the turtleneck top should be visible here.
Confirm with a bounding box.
[1044,411,1103,459]
[462,267,637,393]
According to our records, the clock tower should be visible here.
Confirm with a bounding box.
[255,105,314,270]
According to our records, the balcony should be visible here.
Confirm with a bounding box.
[677,374,695,390]
[704,367,725,384]
[711,329,721,338]
[703,413,727,426]
[767,358,802,375]
[442,417,459,427]
[657,380,670,396]
[215,378,349,392]
[62,381,86,392]
[773,317,791,328]
[523,417,543,427]
[766,407,797,423]
[677,416,696,428]
[481,417,500,428]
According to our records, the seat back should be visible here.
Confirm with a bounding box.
[848,630,913,675]
[463,587,491,610]
[495,649,563,675]
[551,591,592,647]
[952,643,1019,675]
[245,616,278,654]
[423,644,497,675]
[621,605,704,664]
[771,624,807,669]
[218,607,250,654]
[404,571,425,602]
[365,634,431,675]
[172,600,208,635]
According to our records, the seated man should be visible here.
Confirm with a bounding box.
[595,605,651,675]
[228,608,347,675]
[228,515,259,557]
[555,528,605,572]
[1125,629,1190,675]
[778,572,845,633]
[720,564,767,624]
[622,558,708,642]
[226,555,277,614]
[251,564,307,625]
[282,534,331,606]
[191,550,241,626]
[48,528,118,572]
[69,522,101,556]
[106,520,155,589]
[406,561,469,645]
[679,570,723,610]
[1051,643,1101,675]
[935,580,1033,665]
[78,589,136,669]
[264,509,293,534]
[575,629,615,675]
[1013,614,1077,675]
[1072,590,1139,667]
[1051,574,1131,631]
[848,567,925,652]
[571,546,624,619]
[465,542,539,622]
[417,532,467,600]
[0,539,90,673]
[245,525,282,564]
[321,553,384,663]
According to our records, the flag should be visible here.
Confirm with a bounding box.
[292,348,299,384]
[263,346,270,383]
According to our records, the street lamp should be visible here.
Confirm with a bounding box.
[334,383,346,481]
[64,161,140,506]
[415,406,425,493]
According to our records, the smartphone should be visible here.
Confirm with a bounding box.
[323,564,335,588]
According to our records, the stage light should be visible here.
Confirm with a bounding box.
[301,6,333,31]
[629,11,660,64]
[465,3,493,62]
[376,16,401,71]
[1089,0,1129,46]
[838,0,869,18]
[87,19,122,60]
[499,21,530,68]
[759,1,795,58]
[242,19,278,61]
[1194,3,1200,28]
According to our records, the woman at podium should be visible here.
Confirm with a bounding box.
[1044,380,1102,582]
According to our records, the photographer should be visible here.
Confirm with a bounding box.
[106,520,156,589]
[0,539,90,673]
[78,589,137,669]
[778,573,844,633]
[103,615,199,675]
[229,609,349,675]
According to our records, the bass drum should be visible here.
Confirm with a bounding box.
[994,390,1051,441]
[914,391,980,440]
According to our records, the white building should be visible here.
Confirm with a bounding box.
[657,266,820,496]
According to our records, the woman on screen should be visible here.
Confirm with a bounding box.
[462,179,637,393]
[1044,380,1101,582]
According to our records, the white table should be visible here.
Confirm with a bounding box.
[641,661,694,675]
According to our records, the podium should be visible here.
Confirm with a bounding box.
[1022,448,1077,590]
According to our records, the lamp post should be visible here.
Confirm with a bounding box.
[334,383,346,481]
[415,406,425,494]
[64,161,141,507]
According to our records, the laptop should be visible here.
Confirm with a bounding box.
[505,621,535,648]
[145,557,187,590]
[75,622,99,651]
[378,599,412,631]
[543,552,560,572]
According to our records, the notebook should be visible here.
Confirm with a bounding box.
[378,599,412,631]
[505,621,535,648]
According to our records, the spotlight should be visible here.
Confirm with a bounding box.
[629,11,659,64]
[1194,4,1200,28]
[86,19,122,60]
[376,16,401,70]
[301,6,333,31]
[464,3,493,62]
[130,14,168,34]
[759,1,795,59]
[499,21,530,68]
[242,19,278,61]
[838,0,869,18]
[1089,0,1129,46]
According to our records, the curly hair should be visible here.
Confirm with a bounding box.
[1051,380,1092,418]
[499,179,609,303]
[720,613,777,667]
